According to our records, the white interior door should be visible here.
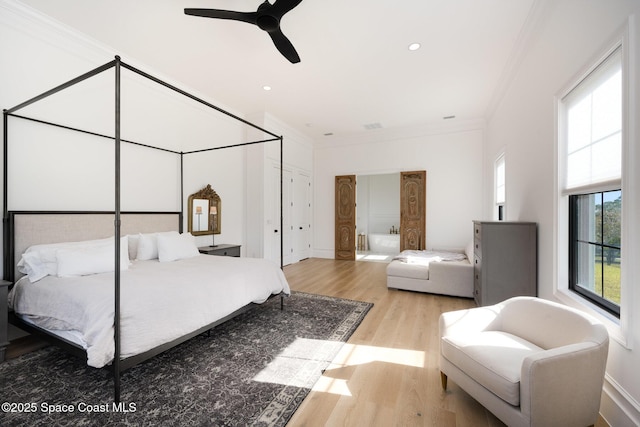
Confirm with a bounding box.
[272,165,293,266]
[294,171,311,261]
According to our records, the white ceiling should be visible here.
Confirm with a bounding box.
[19,0,536,142]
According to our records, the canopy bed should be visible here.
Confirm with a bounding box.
[2,56,288,402]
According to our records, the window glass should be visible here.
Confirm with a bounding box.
[495,154,505,220]
[571,190,621,314]
[496,159,505,204]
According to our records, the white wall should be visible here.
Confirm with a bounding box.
[356,173,400,236]
[0,1,255,262]
[484,1,640,425]
[313,125,483,258]
[244,112,314,263]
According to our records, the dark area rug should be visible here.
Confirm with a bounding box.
[0,291,372,426]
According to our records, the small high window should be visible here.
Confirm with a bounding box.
[495,154,505,220]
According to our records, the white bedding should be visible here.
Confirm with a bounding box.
[9,255,290,368]
[392,250,467,266]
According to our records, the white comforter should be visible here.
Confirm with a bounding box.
[392,250,467,266]
[9,255,290,368]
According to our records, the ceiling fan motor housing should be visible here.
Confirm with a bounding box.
[257,15,279,32]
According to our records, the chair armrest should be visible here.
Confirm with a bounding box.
[520,341,608,426]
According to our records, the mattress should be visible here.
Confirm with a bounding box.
[9,254,290,368]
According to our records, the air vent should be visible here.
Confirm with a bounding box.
[364,122,383,130]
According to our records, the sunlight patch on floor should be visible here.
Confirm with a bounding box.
[252,338,343,388]
[331,343,425,368]
[312,376,353,396]
[313,344,425,396]
[252,339,424,397]
[356,251,395,262]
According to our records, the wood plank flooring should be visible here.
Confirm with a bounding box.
[5,257,608,426]
[283,258,608,427]
[283,258,503,427]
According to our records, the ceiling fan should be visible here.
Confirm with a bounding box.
[185,0,304,63]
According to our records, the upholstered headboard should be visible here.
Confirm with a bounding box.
[5,211,181,282]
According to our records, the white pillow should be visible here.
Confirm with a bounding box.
[56,236,129,277]
[17,251,49,283]
[136,231,179,260]
[127,234,139,261]
[56,237,130,277]
[17,236,129,281]
[157,232,200,262]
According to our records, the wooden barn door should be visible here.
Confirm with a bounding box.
[335,175,356,260]
[400,171,426,251]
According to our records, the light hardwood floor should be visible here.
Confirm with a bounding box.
[283,258,608,427]
[283,258,502,427]
[6,257,608,426]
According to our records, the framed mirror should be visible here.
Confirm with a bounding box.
[187,184,221,236]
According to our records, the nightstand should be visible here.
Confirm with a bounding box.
[199,244,241,257]
[1,280,12,362]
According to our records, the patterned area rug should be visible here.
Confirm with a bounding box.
[0,292,372,426]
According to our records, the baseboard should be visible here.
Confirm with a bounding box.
[311,249,334,259]
[601,375,640,427]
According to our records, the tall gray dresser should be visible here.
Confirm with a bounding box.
[473,221,537,306]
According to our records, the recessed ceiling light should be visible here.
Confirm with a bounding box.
[408,43,421,51]
[263,85,272,91]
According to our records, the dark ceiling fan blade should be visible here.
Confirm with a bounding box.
[184,8,258,25]
[184,1,304,63]
[268,29,300,63]
[269,0,304,17]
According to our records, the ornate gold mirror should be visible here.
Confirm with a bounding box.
[187,184,221,236]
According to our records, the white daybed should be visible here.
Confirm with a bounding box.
[386,242,474,298]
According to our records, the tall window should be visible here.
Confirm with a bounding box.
[561,46,622,316]
[495,154,505,220]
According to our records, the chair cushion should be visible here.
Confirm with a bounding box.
[441,331,544,406]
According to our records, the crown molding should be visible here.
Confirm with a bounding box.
[314,118,486,149]
[0,0,112,65]
[484,0,555,121]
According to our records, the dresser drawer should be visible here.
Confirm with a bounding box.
[474,238,482,259]
[474,223,482,241]
[473,223,482,259]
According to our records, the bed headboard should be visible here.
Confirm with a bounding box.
[4,211,181,282]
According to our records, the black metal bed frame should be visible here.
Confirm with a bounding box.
[2,56,285,402]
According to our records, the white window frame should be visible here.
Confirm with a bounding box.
[554,25,636,348]
[494,152,506,221]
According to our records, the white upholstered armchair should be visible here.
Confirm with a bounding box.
[439,296,609,427]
